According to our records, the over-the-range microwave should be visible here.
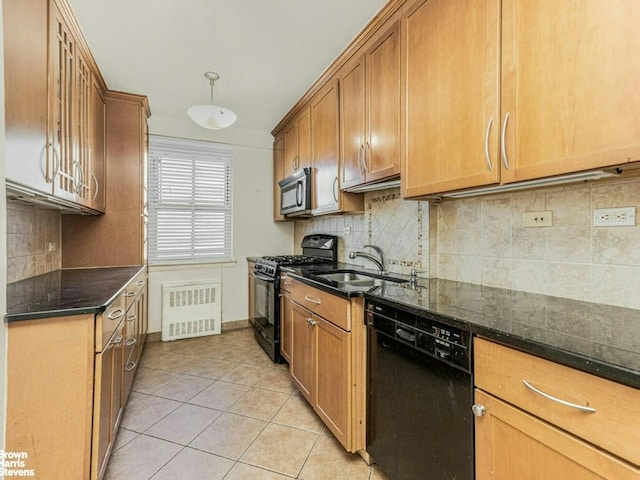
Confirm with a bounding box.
[279,167,312,217]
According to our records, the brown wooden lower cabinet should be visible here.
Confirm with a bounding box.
[286,277,365,453]
[5,272,148,480]
[474,338,640,479]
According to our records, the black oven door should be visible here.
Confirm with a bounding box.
[252,271,277,342]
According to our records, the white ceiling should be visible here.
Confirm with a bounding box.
[68,0,387,134]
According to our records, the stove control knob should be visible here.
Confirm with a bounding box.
[472,404,486,418]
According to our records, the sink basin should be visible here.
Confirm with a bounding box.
[315,270,408,288]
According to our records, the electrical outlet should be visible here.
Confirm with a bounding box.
[343,226,352,235]
[523,211,553,227]
[48,242,57,252]
[593,207,636,227]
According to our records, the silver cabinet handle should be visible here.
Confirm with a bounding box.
[306,317,317,327]
[110,335,123,345]
[484,116,494,172]
[107,308,125,320]
[126,314,137,322]
[501,111,510,170]
[332,176,339,203]
[283,281,292,286]
[124,291,137,298]
[522,380,596,413]
[91,173,99,201]
[357,144,365,175]
[304,295,321,305]
[472,404,486,418]
[136,280,146,287]
[125,338,137,347]
[125,361,137,372]
[46,143,61,184]
[293,155,299,171]
[364,141,371,174]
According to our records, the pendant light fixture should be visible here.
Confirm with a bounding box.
[187,71,237,130]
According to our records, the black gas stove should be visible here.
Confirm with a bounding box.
[251,235,338,362]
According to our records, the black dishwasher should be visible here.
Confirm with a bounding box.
[366,300,473,480]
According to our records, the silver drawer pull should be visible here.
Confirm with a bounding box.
[283,281,292,285]
[135,280,146,286]
[522,380,596,413]
[110,336,123,345]
[126,314,137,322]
[306,317,317,327]
[124,292,137,298]
[125,361,137,372]
[304,295,321,305]
[107,308,125,320]
[125,338,137,347]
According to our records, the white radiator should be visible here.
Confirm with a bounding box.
[161,280,221,341]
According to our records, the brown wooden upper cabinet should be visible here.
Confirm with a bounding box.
[402,0,640,198]
[272,132,286,221]
[4,0,107,212]
[340,15,401,190]
[283,106,311,176]
[311,78,364,215]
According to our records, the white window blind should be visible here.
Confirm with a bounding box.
[148,136,233,264]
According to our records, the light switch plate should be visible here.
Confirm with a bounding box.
[593,207,636,227]
[343,226,352,235]
[523,211,553,227]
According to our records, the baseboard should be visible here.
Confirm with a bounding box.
[146,319,251,343]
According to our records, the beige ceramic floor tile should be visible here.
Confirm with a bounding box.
[219,363,272,386]
[218,346,255,363]
[224,462,293,480]
[132,367,181,394]
[120,392,182,433]
[190,412,267,460]
[188,381,250,410]
[151,447,234,480]
[228,387,290,421]
[180,357,238,379]
[254,367,297,394]
[243,349,278,367]
[104,434,181,480]
[272,394,324,433]
[112,428,138,452]
[299,434,371,480]
[145,404,223,445]
[152,374,214,401]
[240,423,318,477]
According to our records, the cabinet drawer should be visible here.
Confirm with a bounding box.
[96,294,126,352]
[280,273,293,293]
[124,271,146,312]
[290,279,350,331]
[475,337,640,465]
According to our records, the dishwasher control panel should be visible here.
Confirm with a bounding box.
[366,301,471,372]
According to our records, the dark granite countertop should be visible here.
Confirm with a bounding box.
[6,266,146,322]
[283,263,640,389]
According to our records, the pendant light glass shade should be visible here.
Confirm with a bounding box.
[188,72,237,130]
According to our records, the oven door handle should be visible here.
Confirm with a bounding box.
[254,271,275,282]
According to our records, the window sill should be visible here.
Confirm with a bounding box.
[148,259,238,272]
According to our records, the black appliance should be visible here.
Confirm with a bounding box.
[278,167,312,217]
[366,300,474,480]
[251,234,337,362]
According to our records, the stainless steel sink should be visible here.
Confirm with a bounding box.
[315,270,408,288]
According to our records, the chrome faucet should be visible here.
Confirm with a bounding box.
[349,244,386,274]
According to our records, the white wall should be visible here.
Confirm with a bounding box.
[146,115,294,332]
[0,8,8,449]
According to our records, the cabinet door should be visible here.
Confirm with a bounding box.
[90,77,106,212]
[340,55,367,189]
[296,106,312,171]
[290,302,315,403]
[500,0,640,183]
[123,304,139,404]
[402,0,500,197]
[365,17,401,183]
[474,389,638,480]
[74,47,92,207]
[315,315,351,450]
[273,133,286,221]
[93,320,124,480]
[50,1,78,201]
[280,291,293,363]
[311,79,340,214]
[3,0,52,194]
